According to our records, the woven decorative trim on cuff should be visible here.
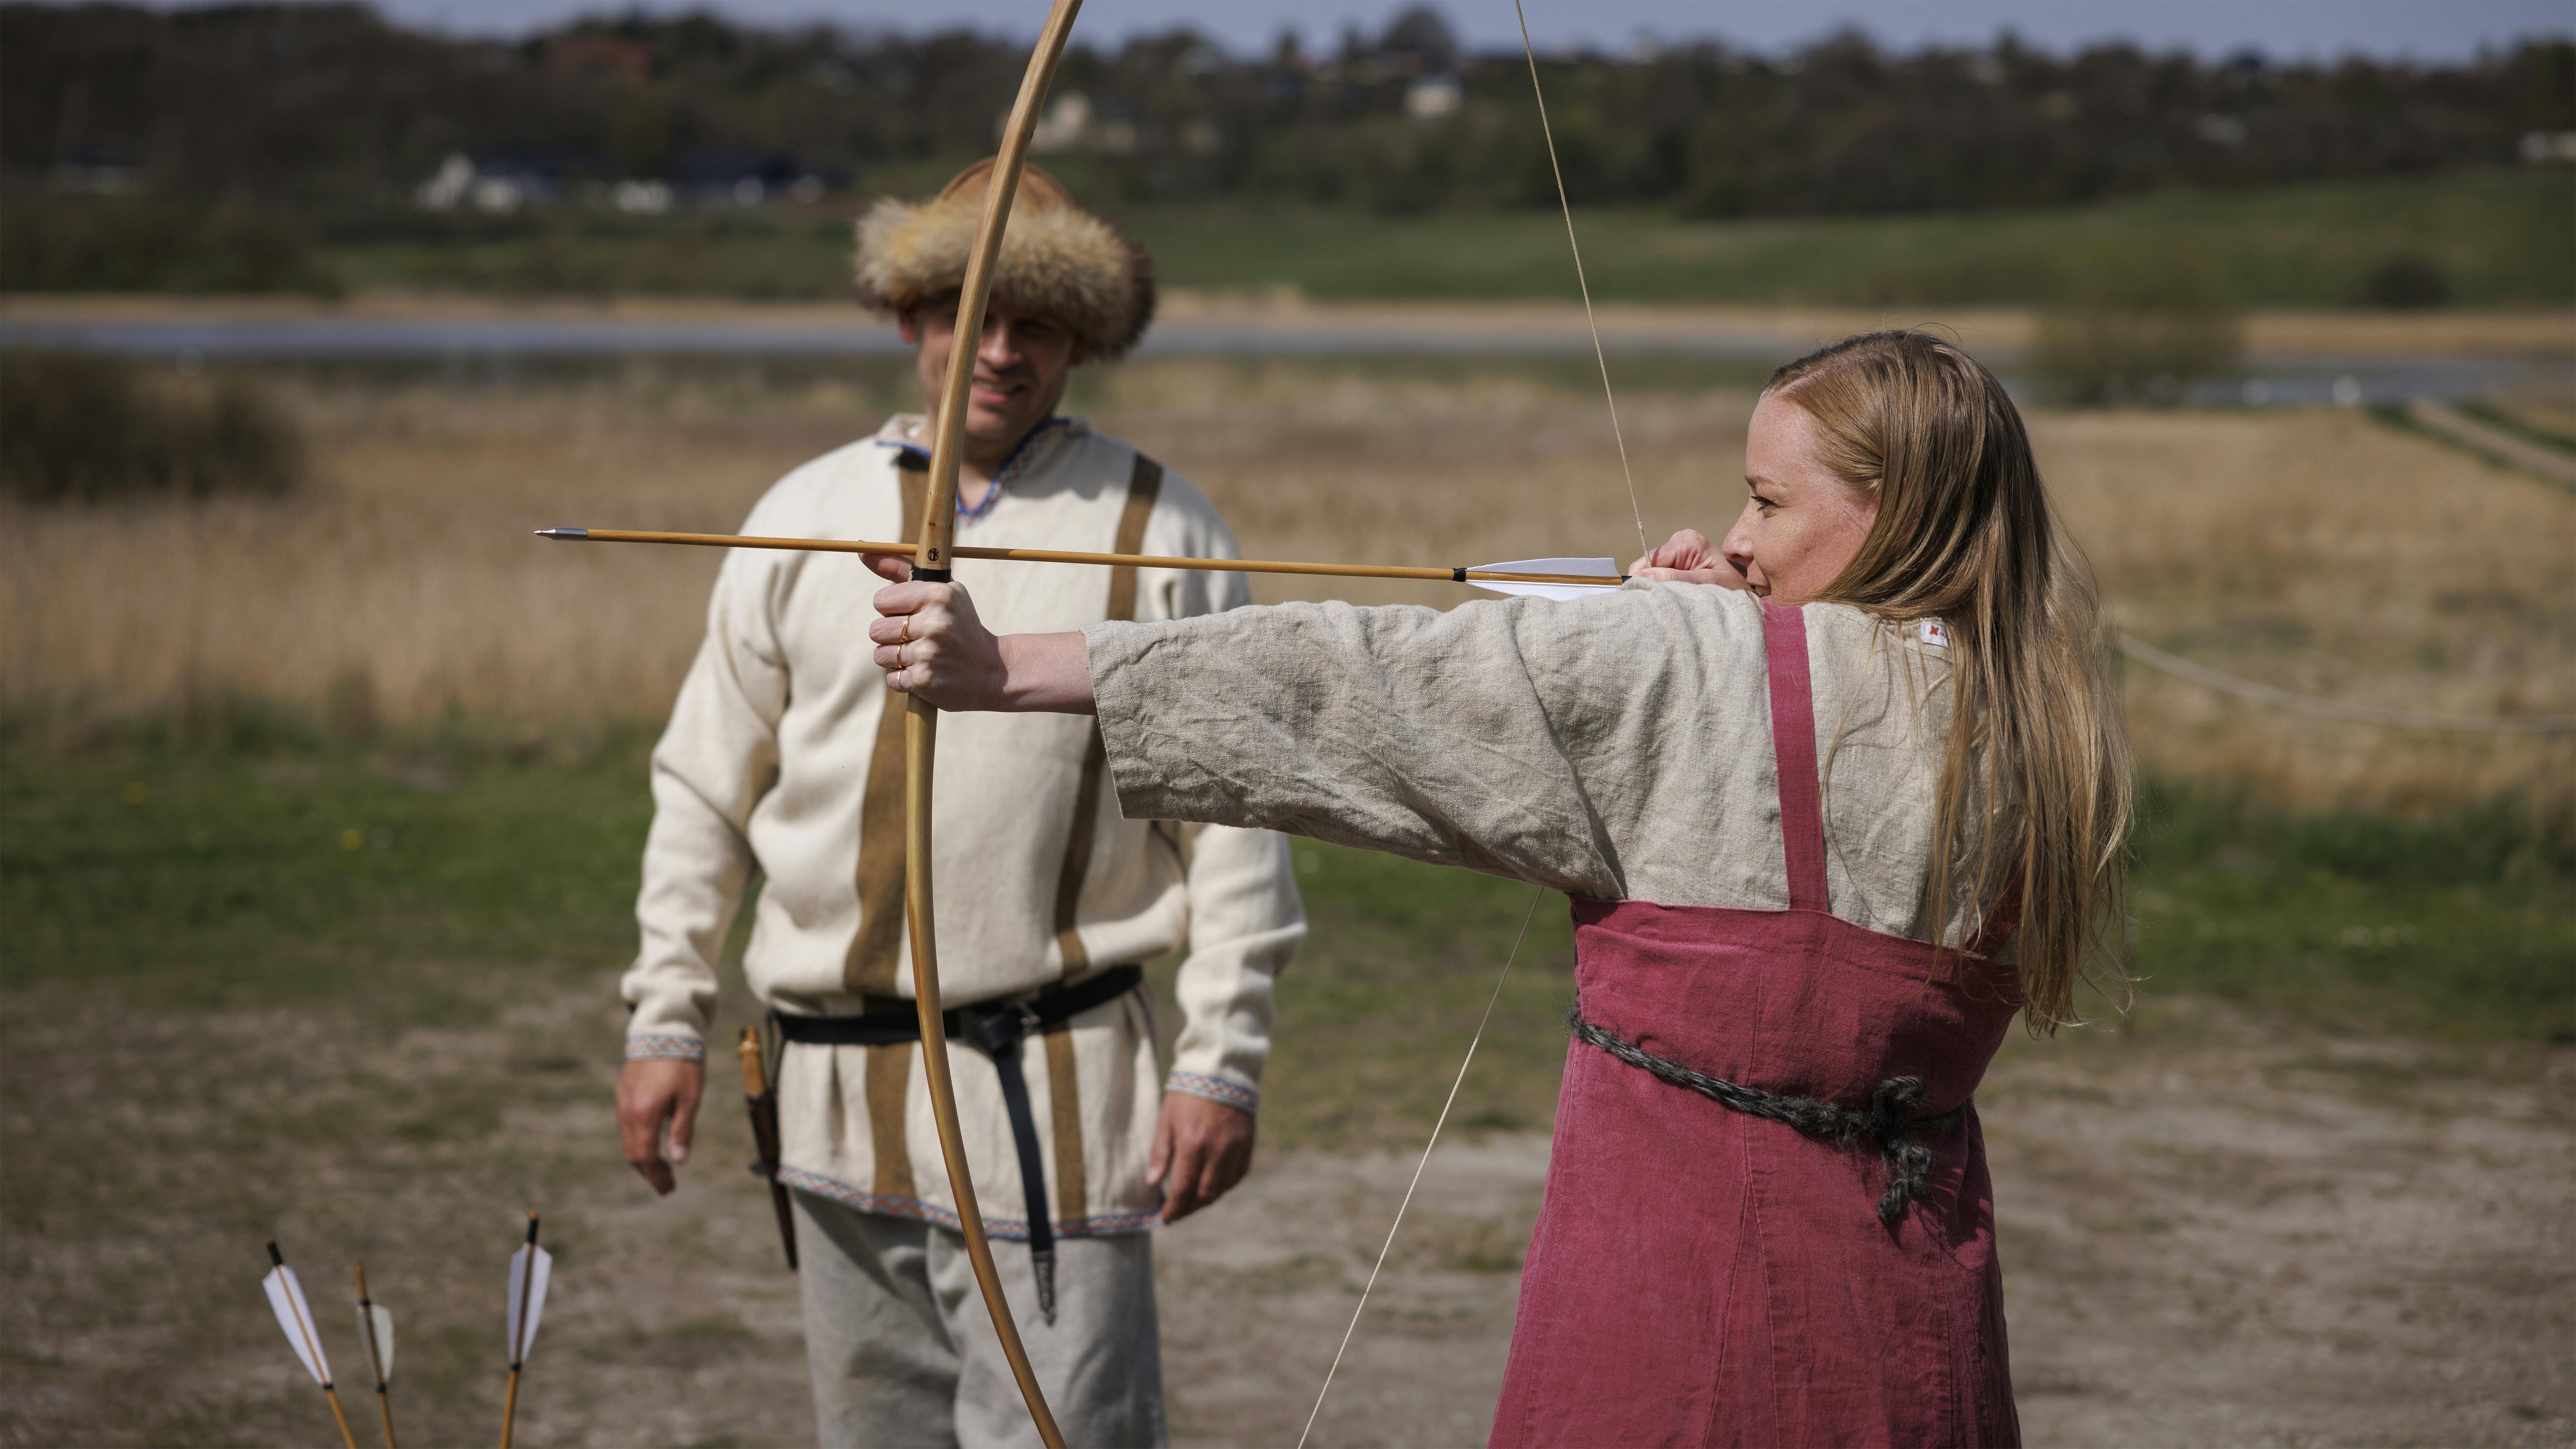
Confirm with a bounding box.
[1168,1071,1258,1113]
[625,1034,707,1062]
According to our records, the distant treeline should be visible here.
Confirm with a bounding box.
[5,2,2572,218]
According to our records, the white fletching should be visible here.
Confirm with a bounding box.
[262,1266,332,1386]
[506,1244,553,1365]
[356,1301,395,1384]
[1469,556,1621,602]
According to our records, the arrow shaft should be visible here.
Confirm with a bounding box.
[281,1286,329,1391]
[359,1295,396,1449]
[546,529,1626,589]
[503,1214,538,1449]
[354,1263,399,1449]
[358,1310,383,1386]
[264,1250,350,1449]
[362,1320,390,1390]
[322,1386,358,1449]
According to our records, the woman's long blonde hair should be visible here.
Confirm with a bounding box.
[1770,331,2131,1031]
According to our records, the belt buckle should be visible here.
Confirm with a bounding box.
[957,996,1036,1056]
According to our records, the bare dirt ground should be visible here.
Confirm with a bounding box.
[5,977,2567,1448]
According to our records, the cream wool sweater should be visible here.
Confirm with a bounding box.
[624,415,1305,1239]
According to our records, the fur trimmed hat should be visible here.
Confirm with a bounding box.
[854,160,1156,362]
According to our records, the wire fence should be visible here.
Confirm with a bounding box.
[2116,633,2576,735]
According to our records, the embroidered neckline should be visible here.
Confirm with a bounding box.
[878,416,1082,527]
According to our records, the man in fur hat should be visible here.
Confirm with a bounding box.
[614,161,1303,1448]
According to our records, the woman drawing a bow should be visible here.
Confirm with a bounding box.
[866,330,2133,1447]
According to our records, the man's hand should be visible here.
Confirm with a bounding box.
[617,1056,705,1197]
[1628,527,1749,588]
[1149,1091,1257,1224]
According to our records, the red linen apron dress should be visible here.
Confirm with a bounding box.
[1490,602,2023,1449]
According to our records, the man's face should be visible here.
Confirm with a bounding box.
[900,296,1090,454]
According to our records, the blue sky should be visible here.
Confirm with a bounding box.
[362,0,2571,63]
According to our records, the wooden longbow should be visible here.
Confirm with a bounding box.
[899,3,1086,1443]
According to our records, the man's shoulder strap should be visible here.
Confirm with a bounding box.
[1106,452,1165,622]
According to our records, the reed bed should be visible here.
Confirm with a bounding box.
[4,356,2569,810]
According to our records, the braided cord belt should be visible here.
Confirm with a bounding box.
[1567,1007,1964,1226]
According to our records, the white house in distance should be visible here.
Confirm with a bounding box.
[415,149,831,213]
[415,153,560,213]
[2522,130,2576,163]
[1405,74,1463,121]
[1027,91,1222,158]
[1028,92,1138,157]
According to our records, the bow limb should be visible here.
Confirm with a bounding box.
[906,5,1083,1448]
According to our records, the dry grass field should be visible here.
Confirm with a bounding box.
[6,352,2571,808]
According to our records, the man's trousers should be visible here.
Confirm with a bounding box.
[795,1189,1169,1449]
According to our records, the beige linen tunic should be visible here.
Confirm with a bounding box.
[1086,583,1986,940]
[624,415,1305,1240]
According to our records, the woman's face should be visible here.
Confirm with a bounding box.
[1720,393,1881,604]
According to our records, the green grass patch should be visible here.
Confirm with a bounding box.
[308,168,2575,308]
[1136,169,2573,308]
[0,728,658,1006]
[2127,778,2575,1043]
[6,730,2568,1157]
[327,211,861,300]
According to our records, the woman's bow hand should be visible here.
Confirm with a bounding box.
[864,555,1097,714]
[1628,528,1748,589]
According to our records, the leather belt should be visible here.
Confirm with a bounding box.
[772,963,1143,1324]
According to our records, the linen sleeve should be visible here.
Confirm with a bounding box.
[620,548,789,1060]
[1085,586,1738,901]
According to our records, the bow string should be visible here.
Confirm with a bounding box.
[1296,8,1646,1441]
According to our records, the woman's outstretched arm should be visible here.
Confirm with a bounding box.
[859,552,1782,901]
